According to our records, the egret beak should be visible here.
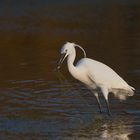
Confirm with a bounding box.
[57,53,67,70]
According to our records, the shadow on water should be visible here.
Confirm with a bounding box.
[0,0,139,139]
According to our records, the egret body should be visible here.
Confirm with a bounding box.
[57,42,135,115]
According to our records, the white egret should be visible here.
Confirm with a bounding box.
[57,42,135,115]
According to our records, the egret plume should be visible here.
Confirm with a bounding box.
[74,44,86,58]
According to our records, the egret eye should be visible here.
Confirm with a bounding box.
[65,49,67,53]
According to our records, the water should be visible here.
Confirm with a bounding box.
[0,0,140,139]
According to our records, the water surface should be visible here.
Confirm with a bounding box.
[0,0,140,139]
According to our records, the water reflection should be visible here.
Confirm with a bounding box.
[100,121,132,140]
[62,116,133,140]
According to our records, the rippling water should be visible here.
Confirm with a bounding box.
[0,0,140,139]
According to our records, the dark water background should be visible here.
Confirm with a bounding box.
[0,0,139,139]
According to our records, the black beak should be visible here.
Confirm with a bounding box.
[57,53,66,70]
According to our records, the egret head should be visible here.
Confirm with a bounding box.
[57,42,86,69]
[61,42,75,55]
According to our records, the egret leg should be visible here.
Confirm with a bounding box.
[105,99,111,116]
[94,92,103,113]
[101,87,111,116]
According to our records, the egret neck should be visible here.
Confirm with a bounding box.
[67,49,79,79]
